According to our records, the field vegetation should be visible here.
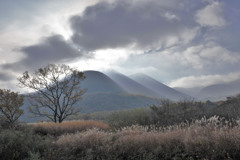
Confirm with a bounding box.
[1,94,240,159]
[53,116,240,160]
[32,120,110,136]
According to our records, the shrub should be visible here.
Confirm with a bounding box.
[149,99,215,127]
[106,108,151,129]
[214,94,240,119]
[0,127,51,160]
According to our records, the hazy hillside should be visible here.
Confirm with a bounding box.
[131,73,188,100]
[20,97,47,122]
[78,93,162,113]
[196,80,240,101]
[82,71,126,93]
[106,71,158,97]
[174,87,202,98]
[173,80,240,101]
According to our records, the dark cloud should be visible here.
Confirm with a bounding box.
[70,0,197,51]
[3,34,84,71]
[0,72,14,81]
[21,35,80,64]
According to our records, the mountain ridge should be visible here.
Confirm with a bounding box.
[82,70,126,93]
[130,73,189,100]
[106,71,158,97]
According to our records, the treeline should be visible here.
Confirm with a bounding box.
[76,94,240,129]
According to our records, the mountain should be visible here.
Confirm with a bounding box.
[19,71,200,122]
[19,97,46,122]
[19,71,240,122]
[19,71,162,122]
[106,72,158,97]
[130,73,188,100]
[78,93,162,113]
[81,71,125,93]
[196,80,240,101]
[20,70,126,122]
[174,87,202,98]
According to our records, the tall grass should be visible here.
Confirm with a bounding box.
[2,117,240,159]
[31,120,110,136]
[52,116,240,160]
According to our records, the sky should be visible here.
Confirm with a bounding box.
[0,0,240,92]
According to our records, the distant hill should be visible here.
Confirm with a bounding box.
[106,72,158,97]
[173,80,240,101]
[78,93,162,113]
[196,80,240,101]
[130,73,188,100]
[174,87,202,98]
[19,97,46,122]
[82,71,125,93]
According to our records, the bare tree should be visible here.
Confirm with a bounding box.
[18,64,86,123]
[0,89,24,127]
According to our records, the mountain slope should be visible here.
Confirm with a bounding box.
[106,72,158,97]
[19,71,126,122]
[174,87,202,98]
[78,93,162,113]
[81,71,126,93]
[131,73,188,100]
[197,80,240,101]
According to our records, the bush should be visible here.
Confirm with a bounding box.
[149,99,215,127]
[106,108,151,129]
[214,94,240,119]
[0,127,51,160]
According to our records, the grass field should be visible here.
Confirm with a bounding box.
[52,116,240,159]
[31,120,110,136]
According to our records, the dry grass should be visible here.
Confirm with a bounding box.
[53,116,240,159]
[31,120,110,136]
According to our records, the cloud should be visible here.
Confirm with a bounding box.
[195,1,226,27]
[70,0,197,51]
[0,70,20,91]
[108,46,193,83]
[199,44,239,63]
[0,0,239,92]
[110,40,240,84]
[179,42,240,69]
[0,71,15,81]
[3,35,85,71]
[169,72,240,88]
